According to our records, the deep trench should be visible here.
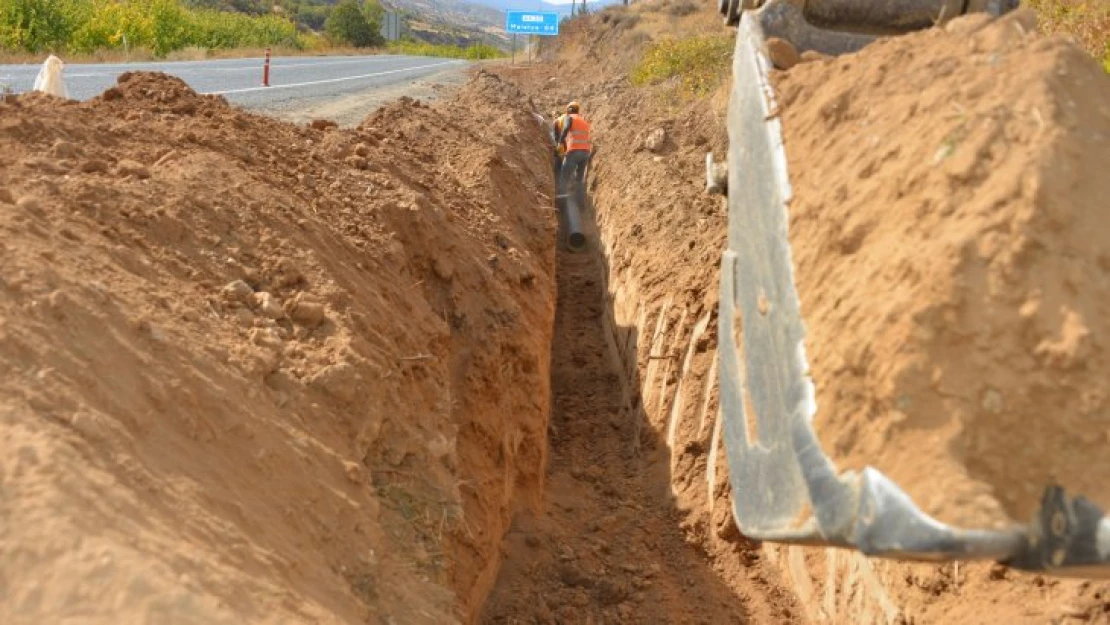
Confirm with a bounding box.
[477,197,755,624]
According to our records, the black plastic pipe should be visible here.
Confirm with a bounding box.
[560,190,587,253]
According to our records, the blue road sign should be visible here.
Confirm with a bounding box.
[506,11,560,36]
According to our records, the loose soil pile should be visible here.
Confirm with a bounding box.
[775,9,1110,529]
[0,69,556,623]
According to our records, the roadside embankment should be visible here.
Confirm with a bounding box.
[0,69,555,624]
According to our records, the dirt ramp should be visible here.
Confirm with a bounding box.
[0,70,555,623]
[775,10,1110,529]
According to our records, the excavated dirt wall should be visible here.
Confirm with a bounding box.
[508,3,1110,624]
[485,67,804,624]
[0,70,555,624]
[777,9,1110,531]
[768,9,1110,623]
[495,7,810,623]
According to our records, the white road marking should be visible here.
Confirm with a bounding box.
[7,56,450,81]
[65,56,404,78]
[205,56,402,72]
[206,60,463,95]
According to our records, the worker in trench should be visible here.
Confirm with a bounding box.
[554,101,593,200]
[551,108,566,180]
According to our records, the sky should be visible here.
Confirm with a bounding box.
[535,0,621,4]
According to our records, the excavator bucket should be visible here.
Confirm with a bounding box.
[713,0,1110,576]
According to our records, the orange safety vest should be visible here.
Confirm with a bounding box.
[563,114,592,153]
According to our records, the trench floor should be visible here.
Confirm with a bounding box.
[479,236,756,624]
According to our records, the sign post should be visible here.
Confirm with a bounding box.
[506,10,561,54]
[262,48,271,87]
[379,12,402,41]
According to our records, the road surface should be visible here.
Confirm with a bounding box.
[0,54,470,126]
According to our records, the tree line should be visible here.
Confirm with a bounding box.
[0,0,390,55]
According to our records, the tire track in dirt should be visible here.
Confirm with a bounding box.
[479,233,758,624]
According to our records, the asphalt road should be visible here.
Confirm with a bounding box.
[0,54,469,122]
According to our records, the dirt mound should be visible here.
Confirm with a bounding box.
[102,71,218,108]
[0,69,555,623]
[774,10,1110,528]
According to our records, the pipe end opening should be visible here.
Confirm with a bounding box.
[567,232,587,252]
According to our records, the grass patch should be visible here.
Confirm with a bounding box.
[1027,0,1110,72]
[387,40,504,60]
[630,35,733,97]
[373,472,464,582]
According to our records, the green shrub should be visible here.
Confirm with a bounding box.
[630,35,733,96]
[324,0,381,48]
[0,0,85,52]
[1,0,305,55]
[69,1,148,53]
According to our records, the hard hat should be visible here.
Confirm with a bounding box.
[566,101,580,114]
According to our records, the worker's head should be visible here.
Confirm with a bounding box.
[566,101,581,114]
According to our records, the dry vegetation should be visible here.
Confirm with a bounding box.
[1027,0,1110,71]
[629,34,733,97]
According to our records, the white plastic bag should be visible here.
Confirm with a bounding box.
[32,55,69,99]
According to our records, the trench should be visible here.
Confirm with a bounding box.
[477,198,755,624]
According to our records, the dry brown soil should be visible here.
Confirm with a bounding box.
[492,1,1110,624]
[776,9,1110,530]
[5,2,1110,624]
[0,49,798,625]
[480,232,798,624]
[481,5,804,625]
[0,69,557,624]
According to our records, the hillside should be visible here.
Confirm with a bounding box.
[383,0,626,49]
[466,0,623,19]
[185,0,515,48]
[385,0,510,48]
